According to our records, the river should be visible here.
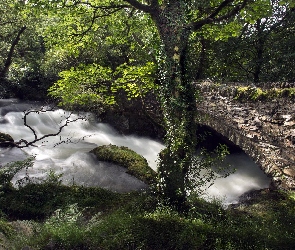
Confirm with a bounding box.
[0,99,270,204]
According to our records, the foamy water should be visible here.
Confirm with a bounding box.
[0,99,270,203]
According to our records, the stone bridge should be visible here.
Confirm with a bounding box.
[195,82,295,190]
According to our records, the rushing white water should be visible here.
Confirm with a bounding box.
[0,99,270,204]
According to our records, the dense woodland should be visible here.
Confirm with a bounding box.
[1,1,295,249]
[1,0,294,101]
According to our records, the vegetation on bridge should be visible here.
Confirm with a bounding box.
[196,82,295,101]
[235,86,295,101]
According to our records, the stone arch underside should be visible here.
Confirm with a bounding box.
[198,111,295,190]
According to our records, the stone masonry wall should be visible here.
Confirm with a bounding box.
[195,82,295,190]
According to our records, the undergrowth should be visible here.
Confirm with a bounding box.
[1,158,295,249]
[1,182,294,250]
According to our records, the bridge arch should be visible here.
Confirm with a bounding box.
[194,82,295,190]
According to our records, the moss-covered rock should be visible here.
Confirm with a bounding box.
[90,144,156,184]
[0,132,14,147]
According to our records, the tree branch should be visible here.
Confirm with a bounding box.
[123,0,154,13]
[190,0,249,31]
[264,6,295,35]
[65,1,130,10]
[0,107,89,148]
[72,6,126,38]
[62,1,141,38]
[0,26,26,79]
[208,0,235,20]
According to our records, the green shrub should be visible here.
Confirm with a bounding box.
[0,157,34,193]
[0,183,122,220]
[0,218,13,237]
[234,86,267,101]
[2,157,295,249]
[90,144,157,184]
[0,219,14,250]
[5,190,295,250]
[80,205,209,250]
[135,205,210,249]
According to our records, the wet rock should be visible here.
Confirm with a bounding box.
[0,132,14,147]
[99,93,164,139]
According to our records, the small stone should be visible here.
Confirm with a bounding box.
[249,126,259,131]
[233,117,243,124]
[283,168,295,177]
[284,121,295,127]
[270,117,284,125]
[253,117,262,127]
[260,115,268,121]
[246,133,259,141]
[282,114,292,122]
[22,247,32,250]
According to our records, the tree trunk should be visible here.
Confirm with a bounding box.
[196,36,207,80]
[124,0,250,211]
[151,2,197,211]
[253,19,264,83]
[0,26,27,79]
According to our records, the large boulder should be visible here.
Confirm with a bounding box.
[90,144,157,184]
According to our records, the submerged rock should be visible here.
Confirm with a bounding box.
[0,132,14,147]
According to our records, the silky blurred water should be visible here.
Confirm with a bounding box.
[0,99,270,203]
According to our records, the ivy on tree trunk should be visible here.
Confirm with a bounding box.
[123,0,251,211]
[151,2,197,211]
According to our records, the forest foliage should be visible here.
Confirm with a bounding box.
[0,0,295,210]
[1,3,295,249]
[0,0,294,100]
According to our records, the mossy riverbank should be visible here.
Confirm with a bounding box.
[1,141,294,249]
